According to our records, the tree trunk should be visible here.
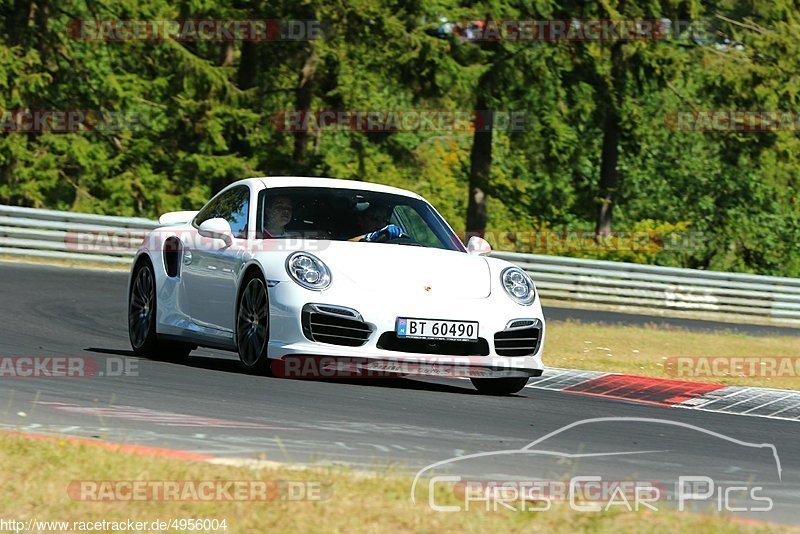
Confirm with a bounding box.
[596,103,621,237]
[595,41,626,238]
[31,0,50,61]
[293,50,317,166]
[220,42,235,67]
[5,0,34,46]
[237,41,258,90]
[466,92,492,239]
[465,16,500,240]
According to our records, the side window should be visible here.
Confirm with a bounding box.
[194,186,250,239]
[194,196,223,227]
[219,187,250,239]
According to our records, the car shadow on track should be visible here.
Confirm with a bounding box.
[87,347,241,374]
[85,347,526,396]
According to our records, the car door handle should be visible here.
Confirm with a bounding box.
[183,251,193,265]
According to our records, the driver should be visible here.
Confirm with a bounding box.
[351,204,403,242]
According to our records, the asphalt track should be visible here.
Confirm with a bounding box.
[0,261,799,523]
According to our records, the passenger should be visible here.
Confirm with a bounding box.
[263,196,293,237]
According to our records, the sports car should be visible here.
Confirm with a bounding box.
[127,177,545,394]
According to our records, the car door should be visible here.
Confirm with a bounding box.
[182,186,251,333]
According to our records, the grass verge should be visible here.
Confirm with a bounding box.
[0,432,787,533]
[545,320,800,389]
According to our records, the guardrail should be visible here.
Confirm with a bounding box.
[492,251,800,324]
[0,204,158,264]
[1,204,799,324]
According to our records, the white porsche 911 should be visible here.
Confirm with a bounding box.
[128,177,544,394]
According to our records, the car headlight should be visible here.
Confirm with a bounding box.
[286,252,332,290]
[501,267,535,305]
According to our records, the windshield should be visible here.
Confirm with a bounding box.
[256,187,465,252]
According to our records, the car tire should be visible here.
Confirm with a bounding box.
[128,258,193,362]
[470,377,529,395]
[236,271,272,375]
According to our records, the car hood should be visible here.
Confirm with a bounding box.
[318,241,491,299]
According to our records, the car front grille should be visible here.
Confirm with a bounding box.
[494,320,542,357]
[376,333,490,356]
[302,304,372,347]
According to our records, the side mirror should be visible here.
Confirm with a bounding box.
[198,218,233,247]
[466,236,492,256]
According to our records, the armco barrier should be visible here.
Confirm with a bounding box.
[0,204,158,264]
[1,204,799,325]
[491,251,800,324]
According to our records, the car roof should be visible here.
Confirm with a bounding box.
[232,176,424,200]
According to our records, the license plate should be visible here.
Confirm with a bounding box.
[396,317,478,341]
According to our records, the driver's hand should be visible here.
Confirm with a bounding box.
[364,224,402,242]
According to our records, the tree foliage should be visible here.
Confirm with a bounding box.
[0,0,798,276]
